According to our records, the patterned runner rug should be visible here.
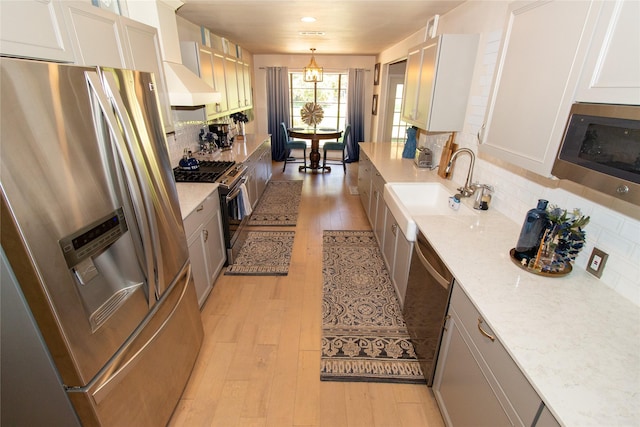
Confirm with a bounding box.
[321,230,425,384]
[224,231,294,276]
[248,180,303,226]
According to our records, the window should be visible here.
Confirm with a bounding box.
[289,72,348,132]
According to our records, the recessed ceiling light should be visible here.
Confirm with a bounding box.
[301,16,316,23]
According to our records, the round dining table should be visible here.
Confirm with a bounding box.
[288,128,342,172]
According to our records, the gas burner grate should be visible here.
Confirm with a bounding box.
[173,160,235,183]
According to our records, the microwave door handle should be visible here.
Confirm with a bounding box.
[85,71,157,308]
[99,71,165,301]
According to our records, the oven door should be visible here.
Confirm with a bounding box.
[220,177,249,264]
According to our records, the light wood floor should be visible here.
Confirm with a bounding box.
[169,160,445,427]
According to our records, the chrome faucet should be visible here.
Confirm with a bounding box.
[445,148,476,197]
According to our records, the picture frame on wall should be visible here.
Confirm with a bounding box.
[372,94,378,115]
[374,63,380,86]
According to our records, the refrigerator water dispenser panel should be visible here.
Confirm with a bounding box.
[59,208,128,268]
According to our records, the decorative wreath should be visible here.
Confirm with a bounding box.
[300,102,324,126]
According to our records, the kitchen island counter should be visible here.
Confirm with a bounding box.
[360,142,640,426]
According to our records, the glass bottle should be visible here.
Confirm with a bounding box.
[515,199,549,257]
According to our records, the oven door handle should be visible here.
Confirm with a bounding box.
[225,177,248,202]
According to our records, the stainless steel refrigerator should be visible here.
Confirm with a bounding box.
[0,57,203,426]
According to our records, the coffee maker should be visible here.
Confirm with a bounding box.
[209,124,231,149]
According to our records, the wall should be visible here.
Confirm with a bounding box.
[376,1,640,306]
[251,54,377,139]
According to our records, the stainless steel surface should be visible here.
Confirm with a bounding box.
[403,231,454,385]
[552,102,640,206]
[445,147,476,197]
[1,57,203,426]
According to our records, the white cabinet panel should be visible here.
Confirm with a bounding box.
[401,34,478,131]
[480,0,602,177]
[119,16,173,132]
[224,57,240,111]
[576,0,640,105]
[62,2,126,68]
[0,0,75,62]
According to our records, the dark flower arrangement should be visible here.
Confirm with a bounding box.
[230,112,249,123]
[538,205,590,272]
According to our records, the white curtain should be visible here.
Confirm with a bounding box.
[266,67,290,162]
[346,68,366,162]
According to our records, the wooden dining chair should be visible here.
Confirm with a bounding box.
[281,122,308,172]
[322,124,351,172]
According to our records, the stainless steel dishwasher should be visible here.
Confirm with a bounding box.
[403,230,454,385]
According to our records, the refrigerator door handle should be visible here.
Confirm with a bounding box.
[85,71,158,307]
[99,72,166,301]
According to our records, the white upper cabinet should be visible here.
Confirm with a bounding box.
[60,2,173,132]
[401,34,479,132]
[575,0,640,105]
[0,0,75,62]
[62,2,127,68]
[480,0,602,177]
[119,16,174,132]
[224,56,241,111]
[180,42,229,119]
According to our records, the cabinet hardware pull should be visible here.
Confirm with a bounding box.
[477,318,495,342]
[443,314,451,331]
[196,205,204,212]
[391,223,397,236]
[203,229,209,242]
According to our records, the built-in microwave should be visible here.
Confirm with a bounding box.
[552,103,640,206]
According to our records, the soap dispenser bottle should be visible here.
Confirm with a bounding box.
[515,199,550,256]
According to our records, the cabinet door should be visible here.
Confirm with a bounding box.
[212,52,229,113]
[187,224,208,309]
[401,45,423,125]
[203,207,225,289]
[373,171,386,245]
[242,61,253,108]
[480,1,601,177]
[357,154,373,223]
[224,57,240,110]
[0,0,75,62]
[433,309,513,427]
[62,2,126,68]
[119,16,173,132]
[392,228,412,307]
[575,0,640,105]
[382,207,397,273]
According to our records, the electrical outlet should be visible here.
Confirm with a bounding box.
[586,247,608,278]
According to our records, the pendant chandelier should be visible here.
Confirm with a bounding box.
[303,48,323,83]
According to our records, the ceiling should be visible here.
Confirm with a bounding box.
[176,1,465,55]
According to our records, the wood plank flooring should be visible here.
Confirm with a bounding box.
[169,161,445,427]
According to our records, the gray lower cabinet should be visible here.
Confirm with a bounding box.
[372,170,386,246]
[244,138,272,209]
[357,152,372,222]
[382,205,412,308]
[184,188,225,308]
[433,284,550,427]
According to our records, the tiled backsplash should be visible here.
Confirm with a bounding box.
[168,121,206,167]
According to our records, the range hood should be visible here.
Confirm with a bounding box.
[127,0,220,107]
[163,61,222,106]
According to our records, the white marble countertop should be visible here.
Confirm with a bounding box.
[175,134,271,219]
[360,142,640,426]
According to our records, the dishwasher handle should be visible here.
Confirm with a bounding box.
[414,237,450,289]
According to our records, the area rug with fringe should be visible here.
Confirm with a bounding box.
[248,180,303,226]
[321,230,425,384]
[224,231,294,276]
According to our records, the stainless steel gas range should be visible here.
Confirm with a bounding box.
[173,160,248,264]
